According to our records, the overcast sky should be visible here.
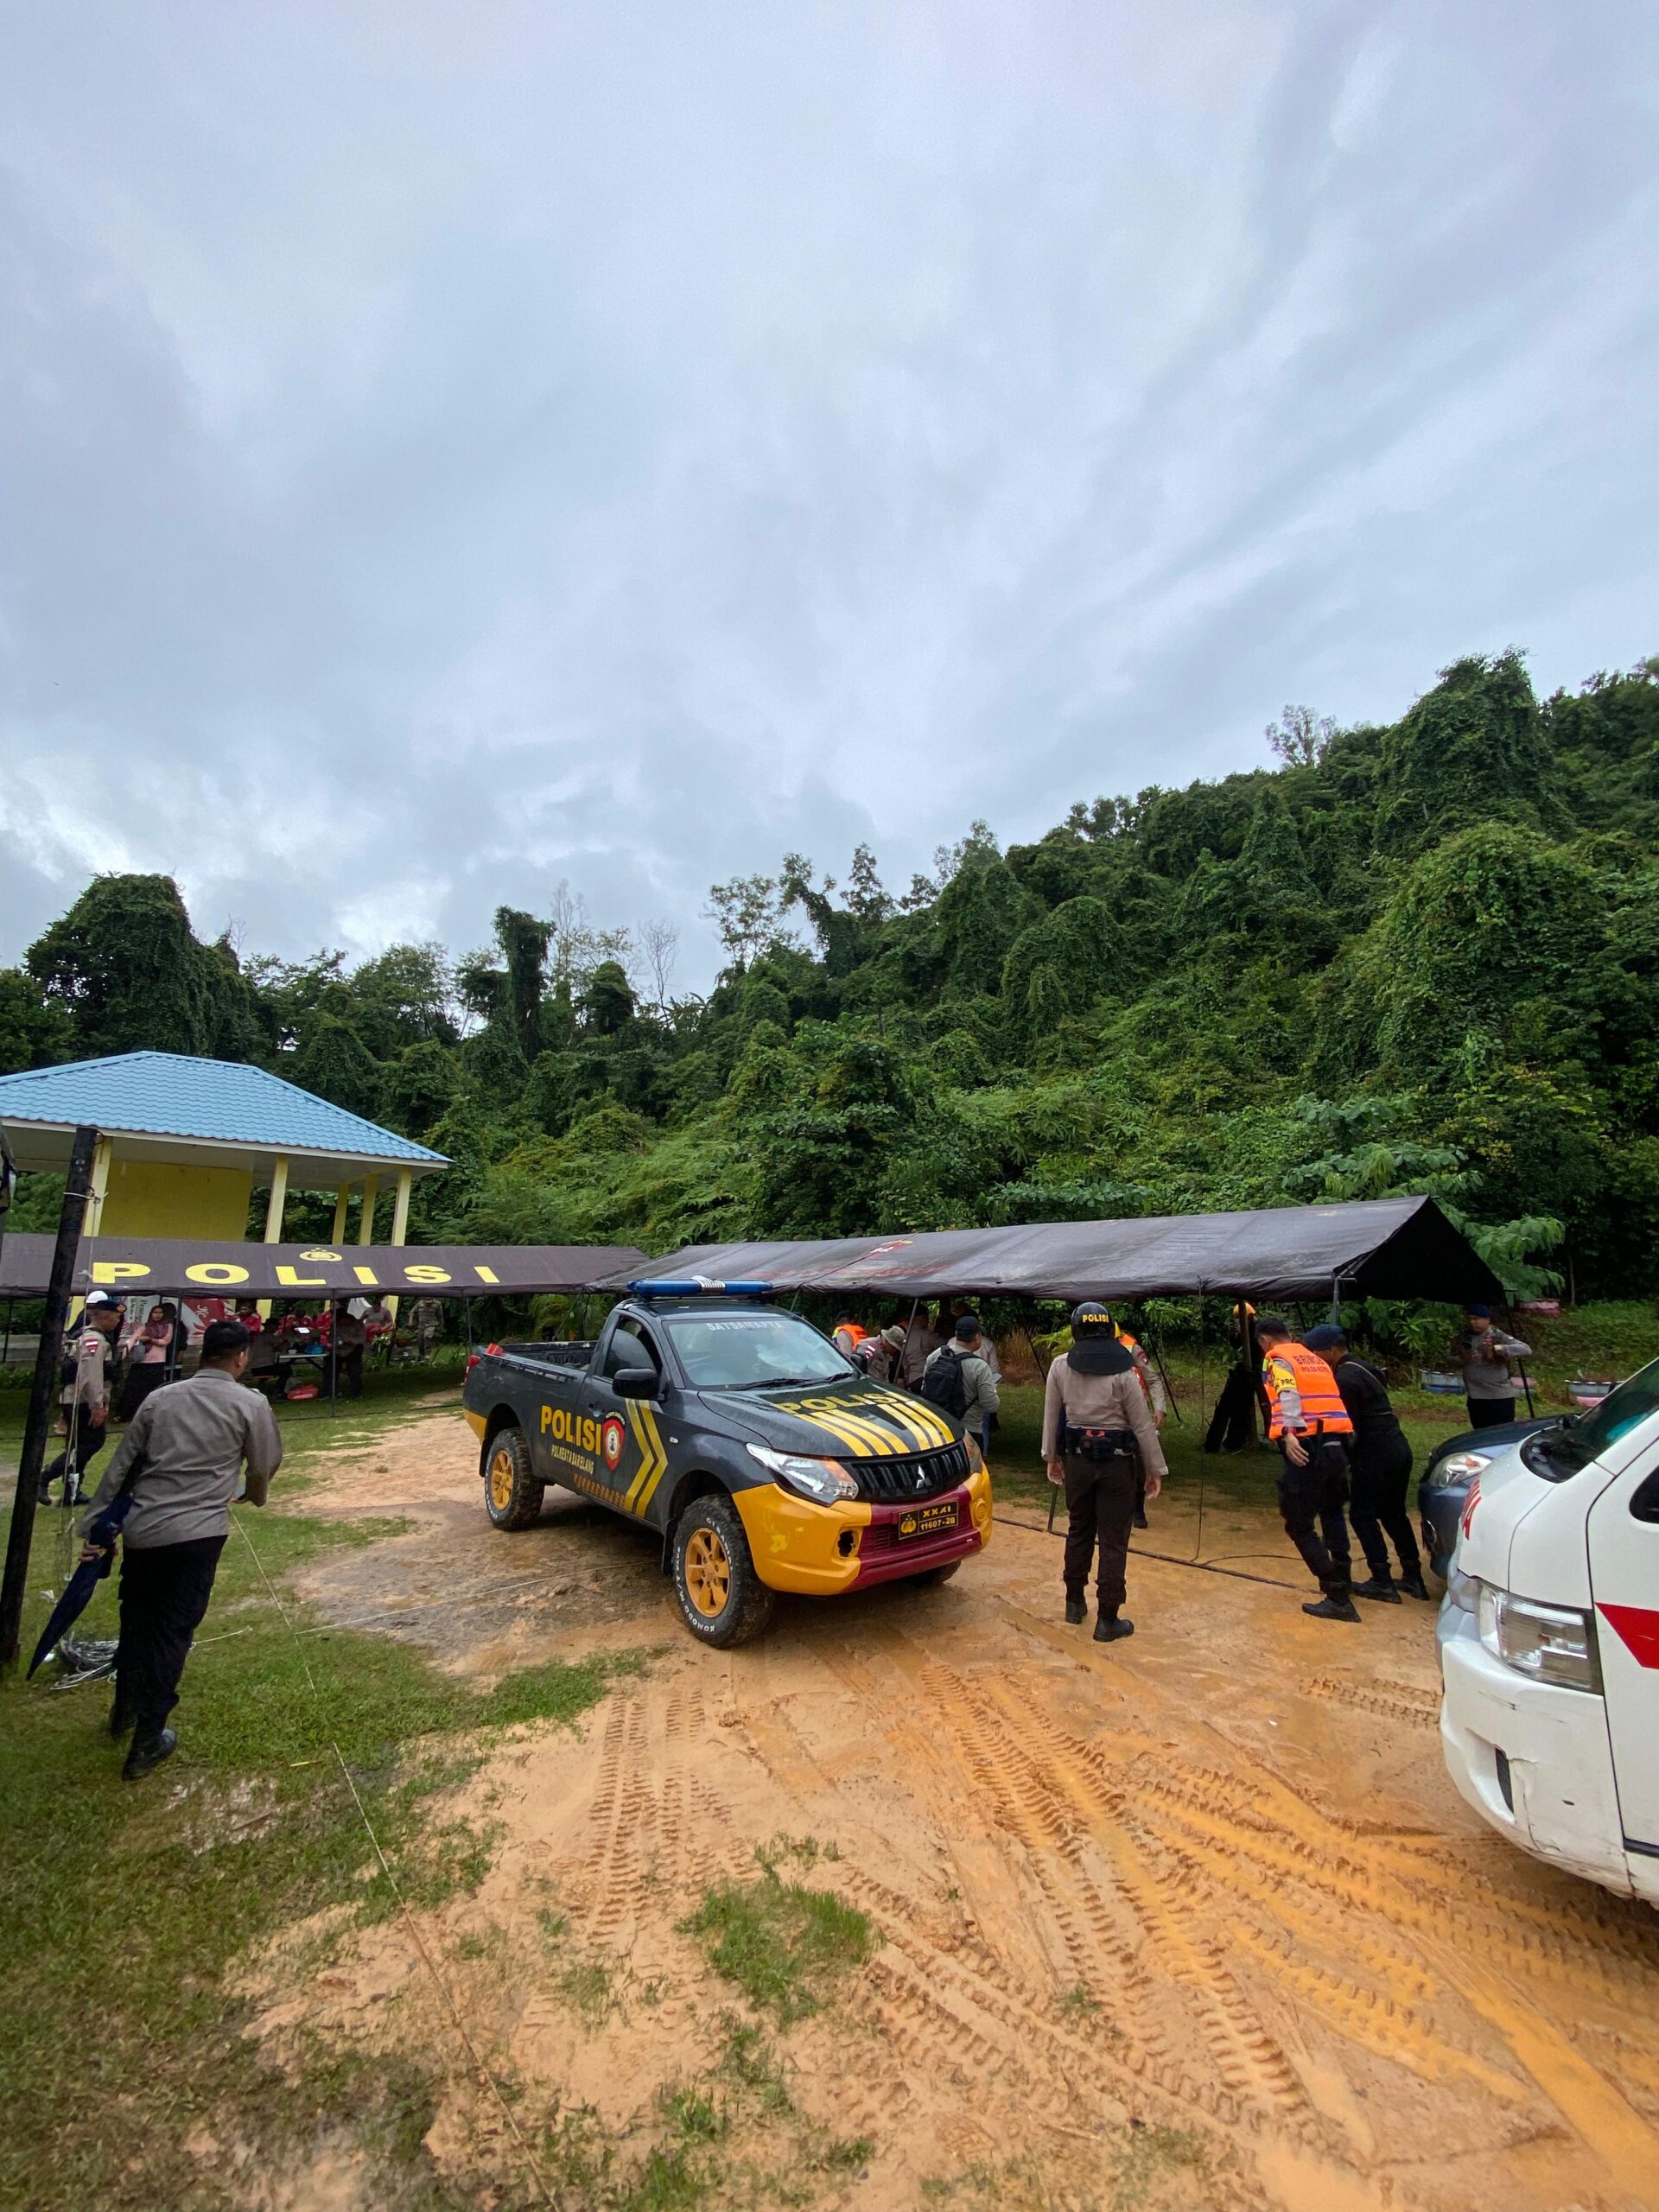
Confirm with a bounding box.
[2,1,1656,994]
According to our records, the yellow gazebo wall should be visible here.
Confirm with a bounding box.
[99,1159,255,1243]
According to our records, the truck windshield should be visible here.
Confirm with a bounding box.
[1523,1355,1659,1481]
[663,1312,851,1389]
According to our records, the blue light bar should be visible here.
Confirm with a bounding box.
[626,1277,775,1299]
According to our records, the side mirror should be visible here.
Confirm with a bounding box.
[613,1366,660,1400]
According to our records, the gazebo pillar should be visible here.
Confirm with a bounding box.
[357,1174,378,1246]
[257,1154,289,1320]
[331,1183,351,1243]
[385,1167,413,1322]
[263,1155,289,1243]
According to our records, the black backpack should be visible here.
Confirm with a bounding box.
[918,1347,968,1418]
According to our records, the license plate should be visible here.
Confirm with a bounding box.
[896,1499,959,1541]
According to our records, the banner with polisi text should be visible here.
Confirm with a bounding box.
[0,1236,646,1300]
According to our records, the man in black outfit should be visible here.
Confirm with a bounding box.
[1303,1325,1428,1602]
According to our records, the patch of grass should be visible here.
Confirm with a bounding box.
[0,1429,633,2212]
[557,1956,614,2022]
[1110,2121,1208,2207]
[715,2012,794,2118]
[680,1870,879,2026]
[1058,1982,1101,2020]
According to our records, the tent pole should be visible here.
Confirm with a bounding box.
[329,1300,339,1420]
[2,1299,10,1368]
[1019,1318,1059,1535]
[1,1123,98,1669]
[898,1297,920,1390]
[1191,1298,1207,1562]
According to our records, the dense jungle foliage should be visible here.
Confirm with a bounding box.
[4,651,1658,1299]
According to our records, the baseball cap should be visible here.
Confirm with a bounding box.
[1303,1324,1346,1351]
[83,1290,112,1307]
[1464,1303,1492,1319]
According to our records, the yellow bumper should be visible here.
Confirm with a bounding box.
[464,1408,488,1440]
[733,1483,872,1595]
[734,1464,993,1597]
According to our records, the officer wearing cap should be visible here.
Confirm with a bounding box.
[1040,1303,1167,1641]
[40,1291,122,1506]
[1255,1315,1360,1623]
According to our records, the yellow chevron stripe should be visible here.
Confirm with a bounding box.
[800,1397,915,1468]
[774,1396,878,1458]
[866,1390,938,1451]
[873,1388,955,1448]
[814,1404,907,1457]
[624,1404,658,1511]
[634,1405,671,1516]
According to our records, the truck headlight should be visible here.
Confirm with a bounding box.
[1426,1451,1491,1489]
[746,1444,859,1504]
[1476,1585,1602,1694]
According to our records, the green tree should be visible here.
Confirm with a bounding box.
[1375,652,1564,851]
[0,969,73,1074]
[26,874,252,1060]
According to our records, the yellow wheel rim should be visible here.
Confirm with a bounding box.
[683,1528,732,1618]
[488,1451,516,1513]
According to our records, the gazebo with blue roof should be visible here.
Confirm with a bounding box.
[0,1051,448,1253]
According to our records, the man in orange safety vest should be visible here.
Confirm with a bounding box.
[1255,1314,1361,1624]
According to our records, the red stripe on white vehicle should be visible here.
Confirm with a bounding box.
[1598,1603,1659,1669]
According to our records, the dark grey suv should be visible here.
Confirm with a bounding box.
[1417,1414,1560,1576]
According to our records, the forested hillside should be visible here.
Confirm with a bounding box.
[4,651,1658,1297]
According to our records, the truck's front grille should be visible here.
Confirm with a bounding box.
[847,1441,971,1503]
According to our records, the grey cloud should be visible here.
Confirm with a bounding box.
[1,0,1656,986]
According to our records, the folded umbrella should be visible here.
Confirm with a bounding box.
[27,1491,134,1679]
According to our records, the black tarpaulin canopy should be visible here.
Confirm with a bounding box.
[629,1198,1503,1306]
[0,1236,647,1300]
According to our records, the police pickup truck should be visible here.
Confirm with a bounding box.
[461,1281,993,1645]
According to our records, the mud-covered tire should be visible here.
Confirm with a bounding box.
[910,1561,961,1588]
[483,1426,544,1529]
[671,1494,774,1648]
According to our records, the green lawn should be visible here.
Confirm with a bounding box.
[0,1377,634,2212]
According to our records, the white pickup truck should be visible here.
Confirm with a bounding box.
[1439,1355,1659,1904]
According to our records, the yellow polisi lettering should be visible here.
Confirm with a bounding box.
[353,1266,379,1285]
[474,1265,500,1283]
[186,1262,251,1286]
[404,1264,451,1284]
[540,1405,554,1433]
[90,1262,151,1286]
[275,1265,327,1287]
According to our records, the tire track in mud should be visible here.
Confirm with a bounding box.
[891,1646,1331,2158]
[1033,1721,1535,2105]
[1303,1674,1441,1730]
[961,1672,1317,2131]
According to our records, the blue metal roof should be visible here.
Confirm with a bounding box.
[0,1052,447,1166]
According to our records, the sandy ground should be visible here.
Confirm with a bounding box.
[254,1411,1659,2212]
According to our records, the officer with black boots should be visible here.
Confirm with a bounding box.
[1255,1315,1361,1624]
[1303,1325,1429,1602]
[1041,1303,1167,1642]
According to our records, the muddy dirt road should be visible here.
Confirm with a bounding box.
[274,1411,1659,2212]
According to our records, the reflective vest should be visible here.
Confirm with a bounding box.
[1263,1340,1354,1440]
[836,1324,868,1351]
[1116,1328,1154,1405]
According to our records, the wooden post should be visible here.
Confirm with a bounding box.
[1,1125,98,1668]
